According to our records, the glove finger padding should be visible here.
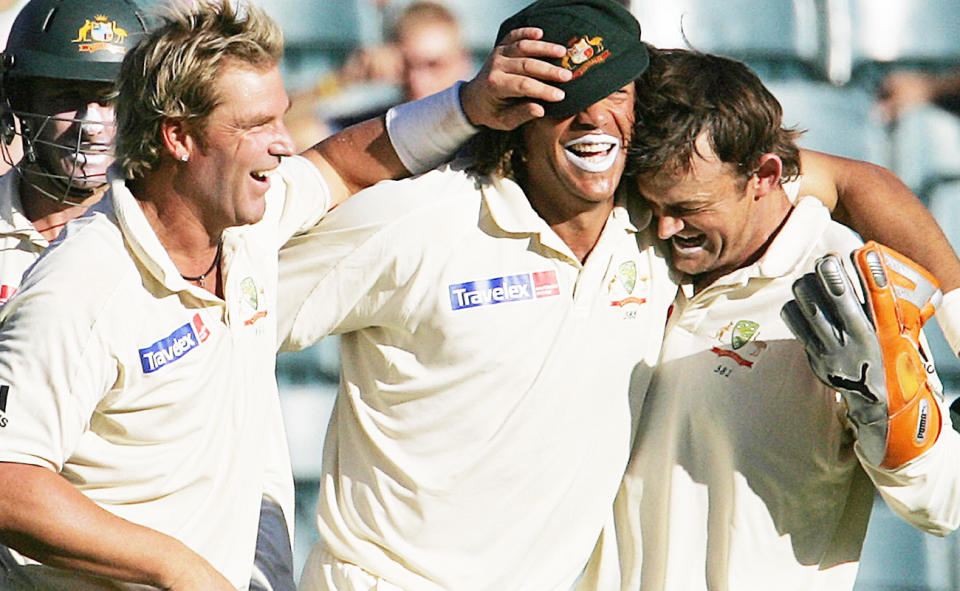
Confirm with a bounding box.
[853,242,942,468]
[784,254,890,462]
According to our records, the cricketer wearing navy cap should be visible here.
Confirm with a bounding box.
[495,0,648,118]
[282,1,676,590]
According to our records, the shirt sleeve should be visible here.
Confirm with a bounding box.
[858,396,960,537]
[275,168,461,352]
[0,262,118,471]
[275,181,406,352]
[273,155,333,249]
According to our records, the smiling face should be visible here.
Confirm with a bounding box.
[23,78,117,196]
[181,60,294,231]
[521,83,635,220]
[638,134,790,289]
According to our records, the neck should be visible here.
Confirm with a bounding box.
[132,165,223,293]
[524,185,615,264]
[20,179,105,242]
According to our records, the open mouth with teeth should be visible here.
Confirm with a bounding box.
[250,169,271,182]
[671,234,707,252]
[564,134,621,173]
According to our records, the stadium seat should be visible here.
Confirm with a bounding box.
[829,0,960,85]
[887,105,960,199]
[855,492,960,591]
[765,79,890,166]
[632,0,825,80]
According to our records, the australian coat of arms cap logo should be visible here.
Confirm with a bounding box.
[73,15,129,54]
[561,35,611,79]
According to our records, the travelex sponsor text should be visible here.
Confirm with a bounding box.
[139,314,210,373]
[449,270,560,310]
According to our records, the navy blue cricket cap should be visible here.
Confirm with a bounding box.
[496,0,648,119]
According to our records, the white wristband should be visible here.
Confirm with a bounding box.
[937,288,960,359]
[386,81,479,175]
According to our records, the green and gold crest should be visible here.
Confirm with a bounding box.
[240,277,259,310]
[731,320,759,350]
[616,261,637,294]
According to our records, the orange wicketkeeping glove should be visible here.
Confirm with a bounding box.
[781,241,942,468]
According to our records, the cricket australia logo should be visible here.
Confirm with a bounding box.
[240,277,268,326]
[561,35,610,79]
[609,260,647,312]
[73,14,129,54]
[731,320,759,350]
[710,320,764,369]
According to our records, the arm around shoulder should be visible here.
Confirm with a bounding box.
[799,149,960,294]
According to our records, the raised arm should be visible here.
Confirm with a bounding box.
[799,150,960,359]
[798,149,960,293]
[302,27,571,205]
[0,462,233,590]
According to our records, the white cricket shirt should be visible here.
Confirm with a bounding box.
[613,196,960,591]
[0,170,48,305]
[0,156,329,589]
[279,163,678,591]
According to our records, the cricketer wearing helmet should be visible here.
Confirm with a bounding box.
[0,0,147,305]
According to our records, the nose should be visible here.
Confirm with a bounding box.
[79,101,114,137]
[657,215,684,240]
[270,121,296,158]
[574,101,610,128]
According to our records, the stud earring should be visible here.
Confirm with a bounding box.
[180,154,189,162]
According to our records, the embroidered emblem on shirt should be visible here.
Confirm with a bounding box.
[449,270,559,311]
[710,347,754,368]
[609,260,648,310]
[731,320,759,350]
[241,277,259,310]
[240,277,268,326]
[139,313,210,374]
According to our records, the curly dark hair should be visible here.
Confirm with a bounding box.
[629,48,801,184]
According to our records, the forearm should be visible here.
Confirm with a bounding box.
[0,462,218,588]
[302,116,407,202]
[800,150,960,292]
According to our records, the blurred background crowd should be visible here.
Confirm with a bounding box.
[2,0,958,588]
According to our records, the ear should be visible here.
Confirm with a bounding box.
[160,117,194,162]
[752,153,782,199]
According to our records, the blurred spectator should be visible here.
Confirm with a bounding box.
[285,1,473,150]
[877,69,960,122]
[393,1,472,101]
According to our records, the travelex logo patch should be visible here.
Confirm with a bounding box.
[139,314,210,374]
[449,270,560,311]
